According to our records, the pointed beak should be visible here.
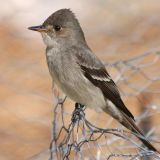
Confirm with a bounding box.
[28,25,47,32]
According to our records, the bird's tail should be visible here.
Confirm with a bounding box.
[119,111,159,153]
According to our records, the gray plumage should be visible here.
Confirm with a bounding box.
[28,8,158,152]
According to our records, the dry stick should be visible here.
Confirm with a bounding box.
[52,104,159,159]
[49,96,67,160]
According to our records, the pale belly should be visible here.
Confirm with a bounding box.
[62,80,106,111]
[52,68,106,111]
[46,51,106,110]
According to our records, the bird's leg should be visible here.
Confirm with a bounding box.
[71,103,85,123]
[75,103,85,109]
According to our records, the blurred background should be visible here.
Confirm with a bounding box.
[0,0,160,159]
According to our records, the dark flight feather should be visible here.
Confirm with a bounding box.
[78,60,158,152]
[80,65,135,120]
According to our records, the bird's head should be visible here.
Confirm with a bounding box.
[28,9,85,47]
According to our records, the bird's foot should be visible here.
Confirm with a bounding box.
[71,103,85,123]
[75,103,85,109]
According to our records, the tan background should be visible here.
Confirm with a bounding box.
[0,0,160,159]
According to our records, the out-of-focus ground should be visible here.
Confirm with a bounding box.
[0,1,160,160]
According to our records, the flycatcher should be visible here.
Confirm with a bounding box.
[28,9,158,152]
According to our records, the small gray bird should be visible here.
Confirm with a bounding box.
[28,9,158,152]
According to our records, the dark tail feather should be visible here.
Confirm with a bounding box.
[119,111,159,153]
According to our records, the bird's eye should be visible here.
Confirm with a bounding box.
[54,25,61,31]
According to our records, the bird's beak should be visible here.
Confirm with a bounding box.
[28,25,47,32]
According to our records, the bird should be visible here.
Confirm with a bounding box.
[28,8,158,152]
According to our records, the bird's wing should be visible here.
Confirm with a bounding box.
[75,48,160,152]
[75,49,134,120]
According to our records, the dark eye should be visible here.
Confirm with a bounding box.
[54,25,61,31]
